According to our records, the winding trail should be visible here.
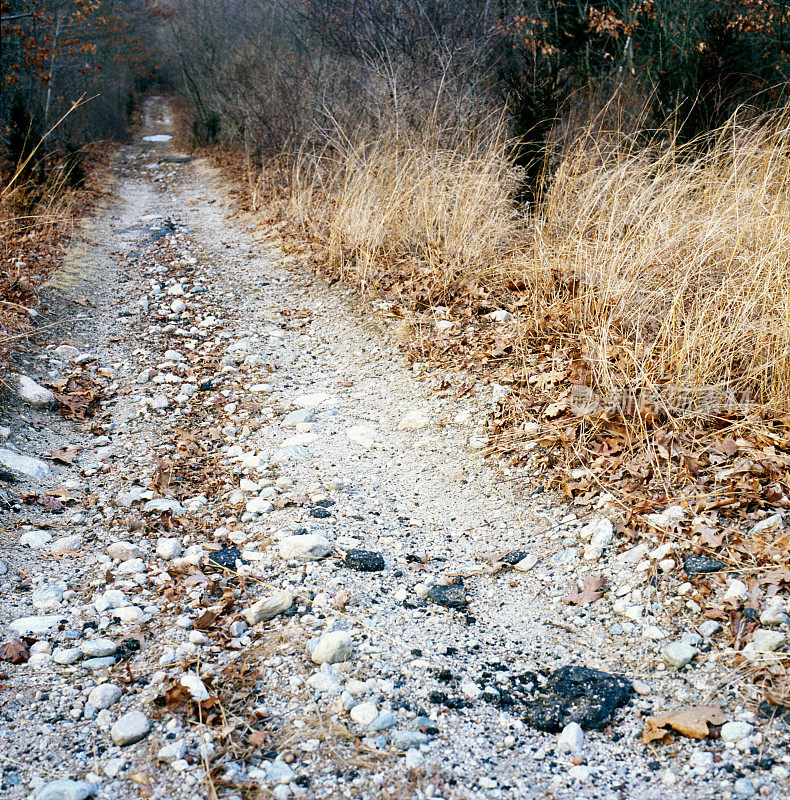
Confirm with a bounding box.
[0,97,787,800]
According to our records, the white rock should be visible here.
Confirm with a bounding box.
[171,298,186,314]
[279,534,331,560]
[157,740,187,763]
[34,779,99,800]
[15,374,56,407]
[242,591,294,626]
[20,530,51,548]
[310,631,354,664]
[644,505,687,528]
[245,496,274,515]
[50,534,83,554]
[723,579,749,603]
[9,614,62,636]
[557,722,585,753]
[750,513,783,536]
[88,683,122,710]
[143,498,185,514]
[720,721,754,743]
[350,701,378,726]
[662,642,698,668]
[107,542,143,561]
[752,629,786,652]
[115,558,145,575]
[54,345,81,360]
[0,448,51,479]
[156,537,182,560]
[52,647,82,665]
[347,425,377,449]
[81,638,117,658]
[397,410,430,430]
[110,710,151,746]
[180,673,211,701]
[94,589,129,612]
[293,392,334,409]
[32,583,64,610]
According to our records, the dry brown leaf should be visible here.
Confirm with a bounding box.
[564,574,606,606]
[642,705,727,743]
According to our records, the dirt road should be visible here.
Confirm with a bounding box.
[0,98,786,800]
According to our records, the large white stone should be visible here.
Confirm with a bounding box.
[88,683,122,710]
[9,614,63,636]
[309,631,354,665]
[110,710,151,746]
[15,374,56,407]
[0,448,51,479]
[279,534,331,560]
[242,591,293,625]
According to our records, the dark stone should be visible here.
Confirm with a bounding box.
[198,379,213,392]
[314,499,335,508]
[684,555,726,575]
[309,507,332,519]
[344,549,385,572]
[208,546,243,570]
[0,469,17,483]
[758,699,790,722]
[522,665,633,732]
[428,583,468,609]
[115,639,141,660]
[500,549,529,565]
[162,156,192,164]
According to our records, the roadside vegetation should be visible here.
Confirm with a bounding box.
[0,0,165,367]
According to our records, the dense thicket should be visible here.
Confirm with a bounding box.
[170,0,790,167]
[0,0,164,179]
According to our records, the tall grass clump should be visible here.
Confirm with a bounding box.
[289,121,525,305]
[529,112,790,421]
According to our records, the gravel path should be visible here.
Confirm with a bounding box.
[0,97,788,800]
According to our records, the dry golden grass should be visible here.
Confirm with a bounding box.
[531,113,790,421]
[288,121,524,304]
[287,110,790,428]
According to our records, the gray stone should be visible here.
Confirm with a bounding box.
[35,779,99,800]
[242,590,293,626]
[157,740,187,763]
[32,583,64,610]
[50,533,83,554]
[734,778,756,796]
[369,710,397,731]
[20,530,51,548]
[309,630,354,665]
[279,533,331,560]
[110,710,151,745]
[752,629,786,652]
[88,683,122,710]
[699,620,722,638]
[662,642,698,668]
[107,542,143,561]
[760,607,790,627]
[143,498,185,514]
[115,557,145,575]
[54,345,81,360]
[0,448,51,479]
[52,647,82,665]
[15,374,56,407]
[82,657,116,670]
[391,730,429,750]
[404,748,425,768]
